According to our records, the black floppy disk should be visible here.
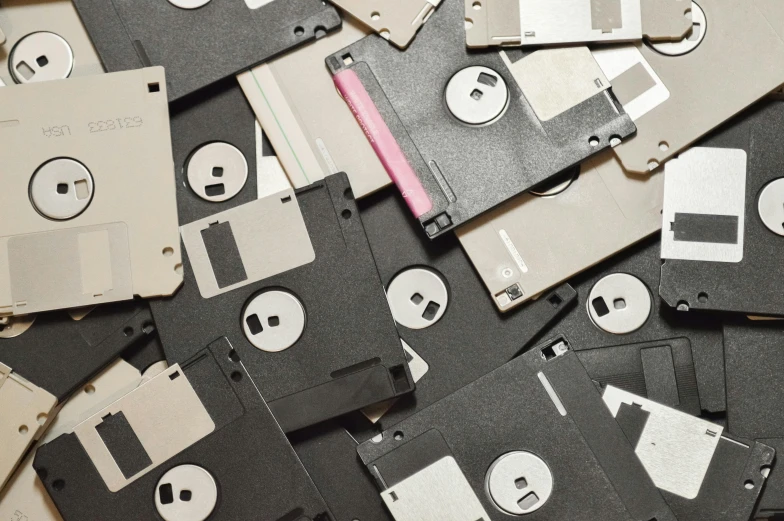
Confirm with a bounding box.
[326,0,636,238]
[151,173,413,433]
[348,186,576,434]
[357,341,676,521]
[33,338,334,521]
[659,100,784,317]
[724,318,784,518]
[539,237,725,414]
[604,385,774,521]
[72,0,341,101]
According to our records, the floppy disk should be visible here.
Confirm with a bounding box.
[33,339,334,521]
[157,86,412,432]
[151,174,413,433]
[0,347,166,521]
[357,342,676,521]
[660,101,784,317]
[328,0,442,48]
[538,237,726,414]
[604,386,774,521]
[0,300,157,492]
[589,0,784,174]
[326,0,636,238]
[238,16,392,199]
[572,336,701,416]
[0,0,103,87]
[291,421,394,521]
[457,150,662,312]
[0,68,182,316]
[724,319,784,518]
[466,0,692,47]
[72,0,341,101]
[346,186,576,434]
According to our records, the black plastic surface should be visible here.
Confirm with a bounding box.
[724,318,784,517]
[34,338,333,521]
[757,438,784,518]
[662,434,773,521]
[290,421,392,521]
[614,393,774,521]
[72,0,341,101]
[326,0,635,238]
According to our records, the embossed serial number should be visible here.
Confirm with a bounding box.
[88,116,143,133]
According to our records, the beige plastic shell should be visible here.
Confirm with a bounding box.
[238,17,392,199]
[611,0,784,173]
[330,0,442,49]
[0,67,182,316]
[0,363,57,493]
[456,152,663,312]
[465,0,692,48]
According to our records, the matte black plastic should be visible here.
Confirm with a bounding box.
[724,318,784,517]
[168,78,258,226]
[288,183,571,520]
[661,434,773,521]
[576,337,700,415]
[290,421,393,521]
[615,403,774,521]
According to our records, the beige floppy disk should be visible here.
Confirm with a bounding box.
[329,0,442,49]
[0,0,103,87]
[0,67,182,316]
[600,0,784,174]
[238,16,391,199]
[457,152,663,312]
[466,0,692,47]
[0,362,57,493]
